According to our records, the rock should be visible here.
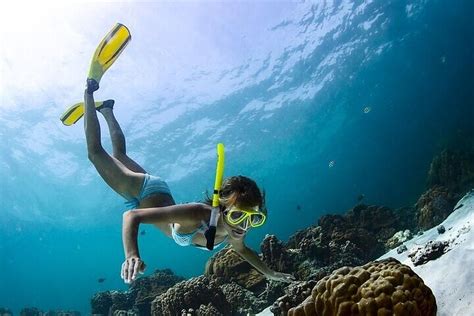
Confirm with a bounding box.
[287,258,437,316]
[408,240,451,266]
[397,244,408,254]
[437,225,446,234]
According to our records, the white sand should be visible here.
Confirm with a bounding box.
[379,190,474,316]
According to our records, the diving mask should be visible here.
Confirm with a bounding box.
[225,206,266,228]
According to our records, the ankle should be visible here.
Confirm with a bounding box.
[99,107,113,113]
[96,99,115,114]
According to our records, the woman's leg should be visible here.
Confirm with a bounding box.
[98,106,147,174]
[84,87,143,197]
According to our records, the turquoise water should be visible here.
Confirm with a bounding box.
[0,1,473,314]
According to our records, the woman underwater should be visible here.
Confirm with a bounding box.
[83,79,295,284]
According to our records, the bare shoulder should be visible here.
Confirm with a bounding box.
[133,202,210,225]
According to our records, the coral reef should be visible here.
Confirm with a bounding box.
[285,203,412,275]
[91,291,132,315]
[270,281,317,315]
[287,258,437,316]
[416,149,474,231]
[150,275,230,316]
[18,310,80,316]
[0,308,12,316]
[180,303,223,316]
[20,308,43,316]
[416,186,458,230]
[427,149,474,197]
[86,149,473,315]
[261,234,295,273]
[91,269,184,315]
[112,311,138,316]
[220,282,268,315]
[129,268,186,314]
[385,230,412,250]
[204,246,266,291]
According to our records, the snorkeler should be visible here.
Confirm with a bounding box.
[75,24,295,285]
[83,79,295,284]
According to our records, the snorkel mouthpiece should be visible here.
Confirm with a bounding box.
[205,143,225,250]
[205,207,219,249]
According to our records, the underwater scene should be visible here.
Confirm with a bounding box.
[0,0,473,315]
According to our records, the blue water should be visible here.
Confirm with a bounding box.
[1,1,473,314]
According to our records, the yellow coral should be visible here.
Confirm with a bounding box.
[288,258,436,316]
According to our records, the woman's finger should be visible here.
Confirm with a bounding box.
[131,259,141,281]
[127,258,135,283]
[123,261,130,281]
[120,261,126,279]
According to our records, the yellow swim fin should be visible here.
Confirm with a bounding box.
[60,100,114,126]
[88,23,131,83]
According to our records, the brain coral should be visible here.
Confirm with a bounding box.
[288,258,436,316]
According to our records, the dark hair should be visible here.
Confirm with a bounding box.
[205,175,267,215]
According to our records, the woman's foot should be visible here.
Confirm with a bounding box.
[96,99,115,113]
[86,78,99,94]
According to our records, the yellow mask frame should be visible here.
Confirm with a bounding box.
[225,206,266,228]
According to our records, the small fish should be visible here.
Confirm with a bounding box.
[98,278,106,283]
[328,160,335,168]
[363,106,371,114]
[140,230,146,236]
[357,194,365,202]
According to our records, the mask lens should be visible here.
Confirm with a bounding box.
[250,214,265,226]
[228,210,245,223]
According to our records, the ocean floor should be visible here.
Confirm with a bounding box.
[257,190,474,316]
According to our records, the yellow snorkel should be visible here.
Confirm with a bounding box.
[205,143,225,250]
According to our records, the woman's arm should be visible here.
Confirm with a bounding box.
[121,210,144,283]
[122,210,141,258]
[122,202,207,256]
[235,245,275,276]
[230,239,295,283]
[120,203,208,283]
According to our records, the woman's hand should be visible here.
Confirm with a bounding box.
[267,271,296,283]
[121,256,146,284]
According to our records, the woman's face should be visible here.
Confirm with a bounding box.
[221,205,255,240]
